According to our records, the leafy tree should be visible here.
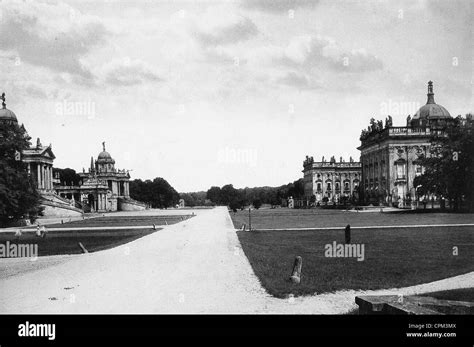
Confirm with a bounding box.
[129,177,180,208]
[206,186,222,204]
[414,115,474,211]
[0,122,42,226]
[252,198,262,209]
[53,168,81,186]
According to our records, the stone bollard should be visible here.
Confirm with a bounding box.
[78,242,89,254]
[289,256,302,284]
[345,224,351,244]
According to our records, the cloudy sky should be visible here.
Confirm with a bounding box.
[0,0,472,192]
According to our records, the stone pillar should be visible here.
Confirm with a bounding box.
[27,163,31,176]
[45,166,49,190]
[36,164,40,188]
[49,165,53,189]
[42,165,46,190]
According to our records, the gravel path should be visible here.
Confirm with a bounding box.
[0,207,472,314]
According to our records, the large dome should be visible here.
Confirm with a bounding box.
[0,107,18,123]
[412,81,451,121]
[98,150,112,159]
[0,93,18,123]
[97,142,115,163]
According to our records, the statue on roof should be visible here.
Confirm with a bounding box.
[370,118,376,132]
[377,120,383,130]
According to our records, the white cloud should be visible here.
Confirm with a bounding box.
[0,1,109,80]
[100,59,163,86]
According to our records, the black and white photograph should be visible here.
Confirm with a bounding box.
[0,0,473,343]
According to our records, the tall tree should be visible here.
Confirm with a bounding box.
[0,122,42,226]
[414,115,474,211]
[206,186,222,205]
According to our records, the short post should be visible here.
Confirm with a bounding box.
[289,256,302,284]
[248,207,251,231]
[345,224,351,244]
[78,242,88,254]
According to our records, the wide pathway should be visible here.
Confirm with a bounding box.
[1,207,472,313]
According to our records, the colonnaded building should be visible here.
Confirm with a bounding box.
[0,93,145,218]
[358,81,453,207]
[303,155,361,205]
[55,143,146,213]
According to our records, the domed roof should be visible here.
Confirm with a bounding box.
[0,107,18,123]
[0,93,18,123]
[97,142,115,163]
[98,150,112,159]
[412,81,451,120]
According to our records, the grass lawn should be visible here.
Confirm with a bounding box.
[0,228,160,256]
[37,214,194,229]
[231,208,474,229]
[419,288,474,302]
[236,226,474,298]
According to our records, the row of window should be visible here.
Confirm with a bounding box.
[316,182,359,191]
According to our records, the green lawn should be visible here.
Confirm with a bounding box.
[236,226,474,298]
[0,228,160,256]
[34,214,194,229]
[419,288,474,302]
[231,208,474,229]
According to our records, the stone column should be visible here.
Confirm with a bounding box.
[43,165,46,190]
[45,166,49,190]
[27,163,31,176]
[49,165,53,189]
[37,164,41,188]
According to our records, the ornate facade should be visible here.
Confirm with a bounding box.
[1,93,82,217]
[358,81,453,207]
[303,155,361,205]
[77,142,131,212]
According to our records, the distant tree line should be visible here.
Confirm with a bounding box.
[178,191,214,207]
[204,179,305,211]
[130,177,180,208]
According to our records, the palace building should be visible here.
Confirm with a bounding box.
[303,155,361,205]
[55,143,146,212]
[1,93,145,217]
[1,93,83,217]
[358,81,453,207]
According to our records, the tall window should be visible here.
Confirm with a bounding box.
[415,164,422,176]
[397,163,406,179]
